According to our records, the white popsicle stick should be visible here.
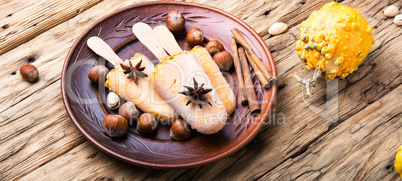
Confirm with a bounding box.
[153,25,183,55]
[132,22,168,60]
[87,37,123,66]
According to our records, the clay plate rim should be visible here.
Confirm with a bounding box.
[61,1,277,169]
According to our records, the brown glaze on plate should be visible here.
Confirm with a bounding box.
[61,1,277,169]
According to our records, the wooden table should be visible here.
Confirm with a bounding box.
[1,0,401,180]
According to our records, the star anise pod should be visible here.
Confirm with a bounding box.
[120,60,148,84]
[179,78,212,109]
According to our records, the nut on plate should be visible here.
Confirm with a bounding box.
[213,50,234,71]
[107,92,120,110]
[170,119,191,141]
[166,11,185,32]
[103,114,128,137]
[205,40,224,56]
[118,102,139,126]
[88,65,109,84]
[137,113,158,133]
[186,27,204,46]
[20,64,39,82]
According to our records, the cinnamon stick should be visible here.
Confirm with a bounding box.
[231,28,275,85]
[238,47,261,116]
[245,50,270,89]
[230,37,248,106]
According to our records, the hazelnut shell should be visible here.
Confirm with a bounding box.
[118,102,139,125]
[170,119,191,141]
[212,50,234,71]
[205,40,224,56]
[166,11,185,32]
[103,114,128,137]
[186,27,204,46]
[88,65,109,84]
[20,64,38,82]
[137,113,158,133]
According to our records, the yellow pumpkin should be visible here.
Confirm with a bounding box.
[295,2,375,80]
[395,145,402,178]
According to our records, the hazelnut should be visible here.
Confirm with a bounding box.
[205,40,224,56]
[137,113,158,133]
[166,11,185,32]
[118,102,139,126]
[107,92,120,110]
[20,64,38,82]
[170,119,191,141]
[186,27,204,46]
[88,65,109,84]
[212,50,233,71]
[103,114,128,137]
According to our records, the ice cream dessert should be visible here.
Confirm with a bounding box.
[105,53,179,122]
[150,52,227,134]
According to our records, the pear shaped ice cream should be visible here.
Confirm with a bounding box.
[105,53,178,122]
[150,52,227,134]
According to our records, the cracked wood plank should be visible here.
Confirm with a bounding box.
[20,142,151,181]
[0,0,172,180]
[1,0,401,180]
[0,0,103,55]
[259,85,402,180]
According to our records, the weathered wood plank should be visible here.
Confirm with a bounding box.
[0,0,102,55]
[0,0,175,180]
[162,0,401,179]
[0,77,87,178]
[22,88,402,180]
[259,85,402,180]
[20,142,149,181]
[0,0,38,19]
[1,0,401,180]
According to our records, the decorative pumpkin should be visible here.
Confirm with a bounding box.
[295,2,375,80]
[395,145,402,178]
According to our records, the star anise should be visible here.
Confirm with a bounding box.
[120,60,148,84]
[179,78,212,109]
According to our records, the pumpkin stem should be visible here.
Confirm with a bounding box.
[294,69,321,96]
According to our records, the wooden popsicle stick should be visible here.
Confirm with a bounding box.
[87,37,123,66]
[153,25,183,55]
[231,28,274,82]
[238,47,261,116]
[230,37,248,106]
[132,22,168,60]
[245,50,271,89]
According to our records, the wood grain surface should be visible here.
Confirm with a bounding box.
[1,0,401,180]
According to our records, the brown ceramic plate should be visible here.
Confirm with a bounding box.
[62,1,277,169]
